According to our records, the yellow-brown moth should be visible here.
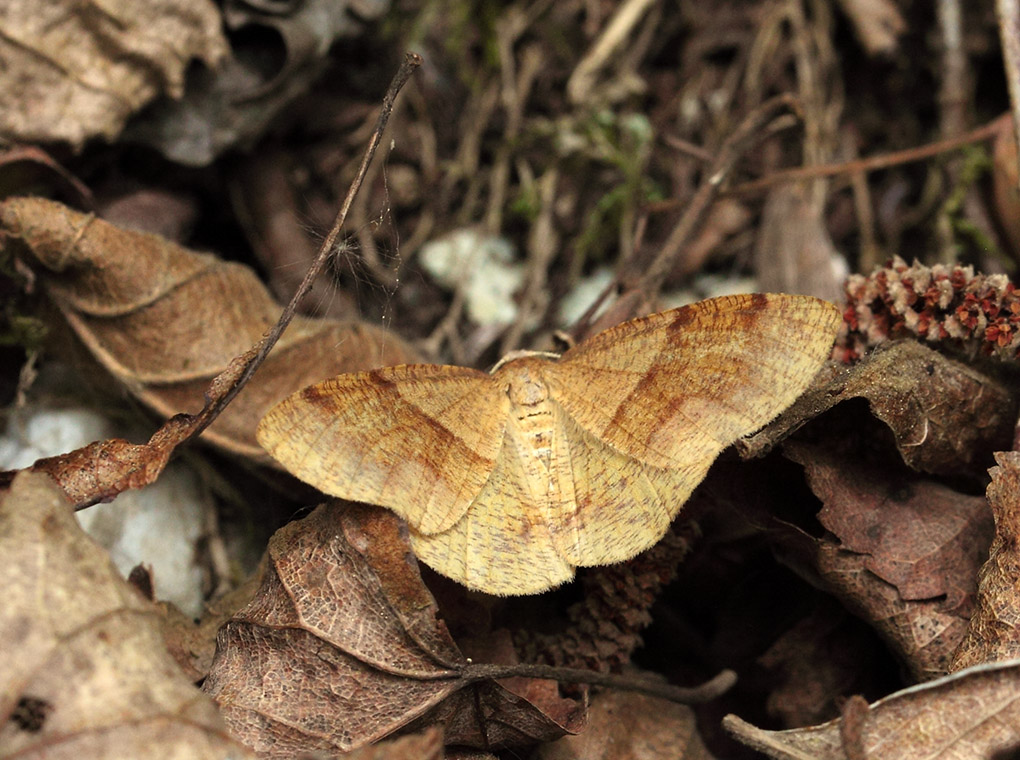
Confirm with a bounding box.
[257,293,841,595]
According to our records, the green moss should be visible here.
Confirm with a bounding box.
[941,145,1002,265]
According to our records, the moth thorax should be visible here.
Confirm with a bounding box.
[504,364,549,406]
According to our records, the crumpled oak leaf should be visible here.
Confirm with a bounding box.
[0,471,250,759]
[258,293,841,595]
[202,501,585,757]
[1,196,419,463]
[723,659,1020,759]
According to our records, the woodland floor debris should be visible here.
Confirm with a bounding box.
[4,1,1020,758]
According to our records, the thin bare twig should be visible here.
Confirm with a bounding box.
[725,115,1006,198]
[634,95,801,297]
[184,53,423,442]
[939,0,968,137]
[567,0,657,103]
[462,662,737,705]
[17,53,422,511]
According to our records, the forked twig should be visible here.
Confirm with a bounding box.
[571,94,801,340]
[186,52,424,439]
[10,53,423,510]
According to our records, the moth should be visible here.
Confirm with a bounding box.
[257,293,841,595]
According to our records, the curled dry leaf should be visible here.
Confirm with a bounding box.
[258,294,841,595]
[202,501,585,757]
[0,0,227,148]
[740,340,1016,475]
[534,689,716,760]
[723,659,1020,759]
[127,0,390,166]
[794,443,992,612]
[787,443,993,680]
[953,451,1020,671]
[0,472,251,759]
[753,183,846,304]
[0,196,419,463]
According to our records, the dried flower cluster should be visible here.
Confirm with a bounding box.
[837,256,1020,362]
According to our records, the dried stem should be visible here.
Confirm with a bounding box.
[636,94,801,295]
[463,662,736,705]
[184,52,423,444]
[725,116,1005,198]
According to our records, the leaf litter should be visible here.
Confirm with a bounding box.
[4,1,1020,758]
[203,502,585,756]
[0,471,251,759]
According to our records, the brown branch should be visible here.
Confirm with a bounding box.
[462,662,737,705]
[182,52,423,444]
[725,115,1006,198]
[12,53,423,510]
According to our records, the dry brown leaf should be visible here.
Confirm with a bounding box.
[0,0,227,149]
[787,443,992,680]
[534,689,715,760]
[833,0,906,56]
[754,184,846,303]
[126,0,388,166]
[202,501,585,757]
[339,727,444,760]
[159,569,265,682]
[793,444,992,611]
[100,188,197,242]
[757,601,885,728]
[723,659,1020,759]
[0,471,251,759]
[740,340,1016,475]
[258,294,840,595]
[1,196,419,463]
[8,436,176,509]
[818,546,972,683]
[953,451,1020,671]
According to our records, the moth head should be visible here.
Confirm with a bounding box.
[491,351,558,407]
